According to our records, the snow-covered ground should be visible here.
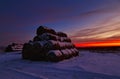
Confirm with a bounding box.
[0,51,120,79]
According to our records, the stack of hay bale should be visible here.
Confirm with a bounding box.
[22,26,79,62]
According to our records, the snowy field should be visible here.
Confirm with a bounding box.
[0,51,120,79]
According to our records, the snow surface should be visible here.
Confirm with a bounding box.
[0,51,120,79]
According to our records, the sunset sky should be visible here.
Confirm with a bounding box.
[0,0,120,46]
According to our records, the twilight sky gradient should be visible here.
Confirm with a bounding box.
[0,0,120,46]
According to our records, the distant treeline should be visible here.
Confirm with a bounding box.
[77,46,120,53]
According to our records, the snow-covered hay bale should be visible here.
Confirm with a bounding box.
[65,42,73,49]
[65,49,74,58]
[73,48,79,56]
[22,25,79,62]
[60,49,71,59]
[44,40,60,50]
[47,50,63,62]
[33,36,41,41]
[57,32,67,37]
[58,42,66,49]
[39,33,57,41]
[70,48,79,56]
[37,26,56,35]
[22,43,33,59]
[60,37,71,42]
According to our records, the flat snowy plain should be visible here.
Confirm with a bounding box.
[0,51,120,79]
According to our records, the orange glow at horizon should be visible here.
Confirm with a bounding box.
[74,40,120,47]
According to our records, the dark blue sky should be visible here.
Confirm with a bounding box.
[0,0,120,46]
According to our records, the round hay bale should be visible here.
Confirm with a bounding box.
[36,26,56,35]
[73,48,79,56]
[59,37,64,42]
[56,36,61,41]
[70,48,77,56]
[22,43,33,59]
[32,42,42,55]
[28,42,48,61]
[58,42,66,49]
[59,37,71,42]
[66,38,71,42]
[64,37,71,42]
[70,48,79,56]
[39,33,57,41]
[63,42,75,49]
[60,49,71,59]
[47,50,63,62]
[33,36,41,41]
[65,49,73,57]
[57,32,67,37]
[44,40,60,50]
[69,43,75,48]
[71,43,75,48]
[64,42,71,49]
